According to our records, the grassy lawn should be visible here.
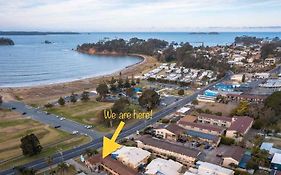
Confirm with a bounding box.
[195,101,238,116]
[46,100,113,126]
[0,109,90,170]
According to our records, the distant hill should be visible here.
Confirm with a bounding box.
[189,32,219,35]
[0,37,14,45]
[0,31,80,35]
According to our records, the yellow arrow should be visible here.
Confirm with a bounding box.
[102,121,125,158]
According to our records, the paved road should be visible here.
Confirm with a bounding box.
[0,72,232,175]
[0,101,104,139]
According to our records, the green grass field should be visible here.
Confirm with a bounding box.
[46,100,113,125]
[0,109,90,170]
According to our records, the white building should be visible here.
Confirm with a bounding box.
[145,158,183,175]
[112,146,151,169]
[184,161,234,175]
[271,153,281,171]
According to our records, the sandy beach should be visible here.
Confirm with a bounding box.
[0,54,159,105]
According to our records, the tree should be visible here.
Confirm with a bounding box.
[117,78,123,88]
[110,77,116,84]
[220,136,235,145]
[57,162,69,175]
[178,89,184,96]
[96,83,108,99]
[20,134,42,156]
[192,99,199,105]
[231,101,249,116]
[110,84,117,92]
[44,103,53,108]
[69,93,77,103]
[126,87,135,97]
[14,166,36,175]
[84,148,98,157]
[112,98,130,115]
[139,89,160,110]
[246,158,259,170]
[131,77,136,86]
[81,91,90,102]
[0,95,2,104]
[46,156,54,175]
[58,97,65,106]
[124,77,131,88]
[264,91,281,115]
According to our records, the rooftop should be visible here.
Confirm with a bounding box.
[178,120,225,133]
[272,153,281,165]
[177,107,191,114]
[86,154,139,175]
[186,130,220,143]
[196,161,234,175]
[223,146,245,162]
[145,158,183,175]
[228,116,253,134]
[199,113,233,122]
[137,135,200,158]
[165,124,186,135]
[112,146,151,168]
[179,115,198,123]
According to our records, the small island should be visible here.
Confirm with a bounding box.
[44,40,53,44]
[0,37,15,45]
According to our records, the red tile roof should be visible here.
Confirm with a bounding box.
[138,135,200,158]
[199,113,233,122]
[178,121,225,133]
[87,154,139,175]
[223,146,245,162]
[228,116,253,134]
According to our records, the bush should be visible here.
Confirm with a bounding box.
[215,112,222,116]
[44,103,53,108]
[192,99,199,105]
[58,97,65,106]
[178,89,184,96]
[221,136,235,145]
[161,118,170,124]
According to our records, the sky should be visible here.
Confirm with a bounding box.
[0,0,281,32]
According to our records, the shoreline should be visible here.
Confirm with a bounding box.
[0,54,159,104]
[0,54,145,88]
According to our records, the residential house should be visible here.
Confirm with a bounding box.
[145,158,183,175]
[85,154,139,175]
[184,161,234,175]
[136,135,201,165]
[222,146,245,167]
[111,146,151,169]
[197,114,233,128]
[226,116,253,141]
[178,120,225,136]
[271,153,281,171]
[153,124,186,141]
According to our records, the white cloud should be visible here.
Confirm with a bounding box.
[0,0,280,31]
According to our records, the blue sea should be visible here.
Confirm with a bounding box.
[0,32,281,87]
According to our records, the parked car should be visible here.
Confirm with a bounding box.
[72,131,79,135]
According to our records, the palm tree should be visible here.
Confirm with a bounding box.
[14,166,36,175]
[45,156,54,174]
[57,162,69,175]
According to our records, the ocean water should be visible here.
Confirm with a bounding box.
[0,32,281,87]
